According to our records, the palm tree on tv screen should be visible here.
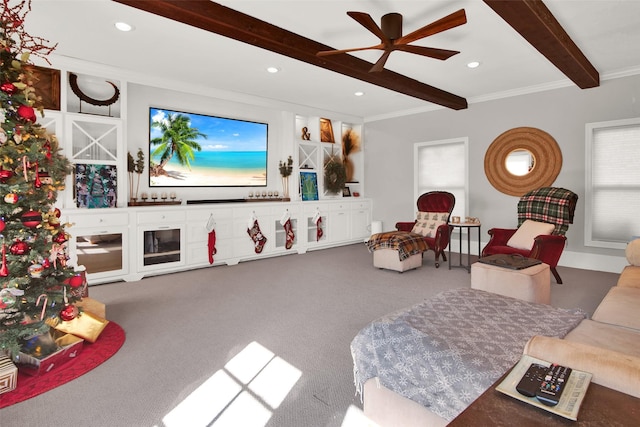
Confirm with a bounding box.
[150,113,205,176]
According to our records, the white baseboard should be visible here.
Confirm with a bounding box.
[558,250,627,273]
[450,236,627,274]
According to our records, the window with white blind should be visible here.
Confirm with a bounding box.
[414,137,468,220]
[585,118,640,249]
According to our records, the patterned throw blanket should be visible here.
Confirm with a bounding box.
[517,187,578,235]
[351,288,586,421]
[366,231,428,261]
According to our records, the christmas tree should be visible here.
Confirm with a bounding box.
[0,0,78,357]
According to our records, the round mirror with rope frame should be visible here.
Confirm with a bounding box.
[484,127,562,196]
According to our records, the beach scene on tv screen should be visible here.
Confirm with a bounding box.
[149,108,268,187]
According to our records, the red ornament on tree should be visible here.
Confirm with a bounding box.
[59,304,79,321]
[17,104,37,123]
[43,140,52,161]
[21,210,42,228]
[9,240,29,255]
[0,82,16,94]
[0,167,13,183]
[53,231,67,244]
[0,243,8,277]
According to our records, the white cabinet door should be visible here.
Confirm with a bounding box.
[350,200,372,241]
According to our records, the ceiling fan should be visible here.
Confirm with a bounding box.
[317,9,467,72]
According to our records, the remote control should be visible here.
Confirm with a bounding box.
[536,364,572,406]
[516,363,548,397]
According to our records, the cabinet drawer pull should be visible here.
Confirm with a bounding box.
[157,226,170,229]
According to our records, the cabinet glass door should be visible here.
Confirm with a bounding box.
[76,233,123,274]
[143,229,181,266]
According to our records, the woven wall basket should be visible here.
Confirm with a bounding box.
[484,127,562,196]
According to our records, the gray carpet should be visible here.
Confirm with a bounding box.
[0,244,617,427]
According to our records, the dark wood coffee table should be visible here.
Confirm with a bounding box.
[449,370,640,426]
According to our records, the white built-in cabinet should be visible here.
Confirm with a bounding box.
[42,65,370,285]
[64,198,371,284]
[295,115,364,198]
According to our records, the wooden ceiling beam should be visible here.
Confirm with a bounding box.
[483,0,599,89]
[113,0,467,110]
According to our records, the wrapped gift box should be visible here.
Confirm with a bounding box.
[75,297,106,319]
[14,331,84,376]
[0,355,18,395]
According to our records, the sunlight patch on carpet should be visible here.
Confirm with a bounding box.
[161,341,301,427]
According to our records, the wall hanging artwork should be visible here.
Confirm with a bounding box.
[75,164,117,208]
[300,171,319,201]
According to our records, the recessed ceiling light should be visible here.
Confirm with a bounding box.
[114,22,134,32]
[354,91,365,97]
[467,61,481,69]
[266,66,280,73]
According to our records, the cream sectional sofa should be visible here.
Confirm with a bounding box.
[362,239,640,426]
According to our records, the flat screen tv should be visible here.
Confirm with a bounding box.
[148,107,268,187]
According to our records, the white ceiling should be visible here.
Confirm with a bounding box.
[24,0,640,120]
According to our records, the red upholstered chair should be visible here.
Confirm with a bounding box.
[481,187,578,284]
[395,191,456,268]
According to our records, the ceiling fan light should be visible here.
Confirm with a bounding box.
[467,61,481,69]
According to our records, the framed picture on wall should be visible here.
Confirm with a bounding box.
[300,171,319,201]
[319,118,335,143]
[25,65,61,110]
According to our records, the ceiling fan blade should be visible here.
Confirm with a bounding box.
[317,43,385,57]
[397,9,467,45]
[396,45,460,60]
[369,50,392,72]
[347,11,389,43]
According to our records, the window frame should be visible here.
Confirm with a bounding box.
[585,117,640,249]
[413,137,469,220]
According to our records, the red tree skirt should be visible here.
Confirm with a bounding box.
[0,321,125,409]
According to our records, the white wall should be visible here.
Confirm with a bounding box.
[364,74,640,269]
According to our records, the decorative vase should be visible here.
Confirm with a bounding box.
[282,176,290,199]
[344,157,355,182]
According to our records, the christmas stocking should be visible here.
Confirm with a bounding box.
[313,212,323,241]
[206,215,217,264]
[247,217,267,253]
[280,211,295,250]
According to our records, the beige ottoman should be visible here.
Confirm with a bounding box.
[373,249,423,272]
[471,262,551,304]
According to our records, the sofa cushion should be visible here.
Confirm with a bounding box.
[506,220,555,250]
[565,319,640,358]
[592,286,640,331]
[626,238,640,266]
[617,265,640,288]
[411,211,449,238]
[523,335,640,398]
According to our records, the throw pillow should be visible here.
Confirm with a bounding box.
[411,211,450,238]
[626,238,640,266]
[507,219,555,250]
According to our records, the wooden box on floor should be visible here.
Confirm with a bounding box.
[0,355,18,395]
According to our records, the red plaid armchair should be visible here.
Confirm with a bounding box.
[481,187,578,284]
[395,191,456,268]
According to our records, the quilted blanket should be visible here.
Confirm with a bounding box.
[350,288,586,421]
[366,231,428,261]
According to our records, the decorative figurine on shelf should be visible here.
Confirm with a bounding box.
[127,148,145,203]
[301,127,311,140]
[279,156,293,200]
